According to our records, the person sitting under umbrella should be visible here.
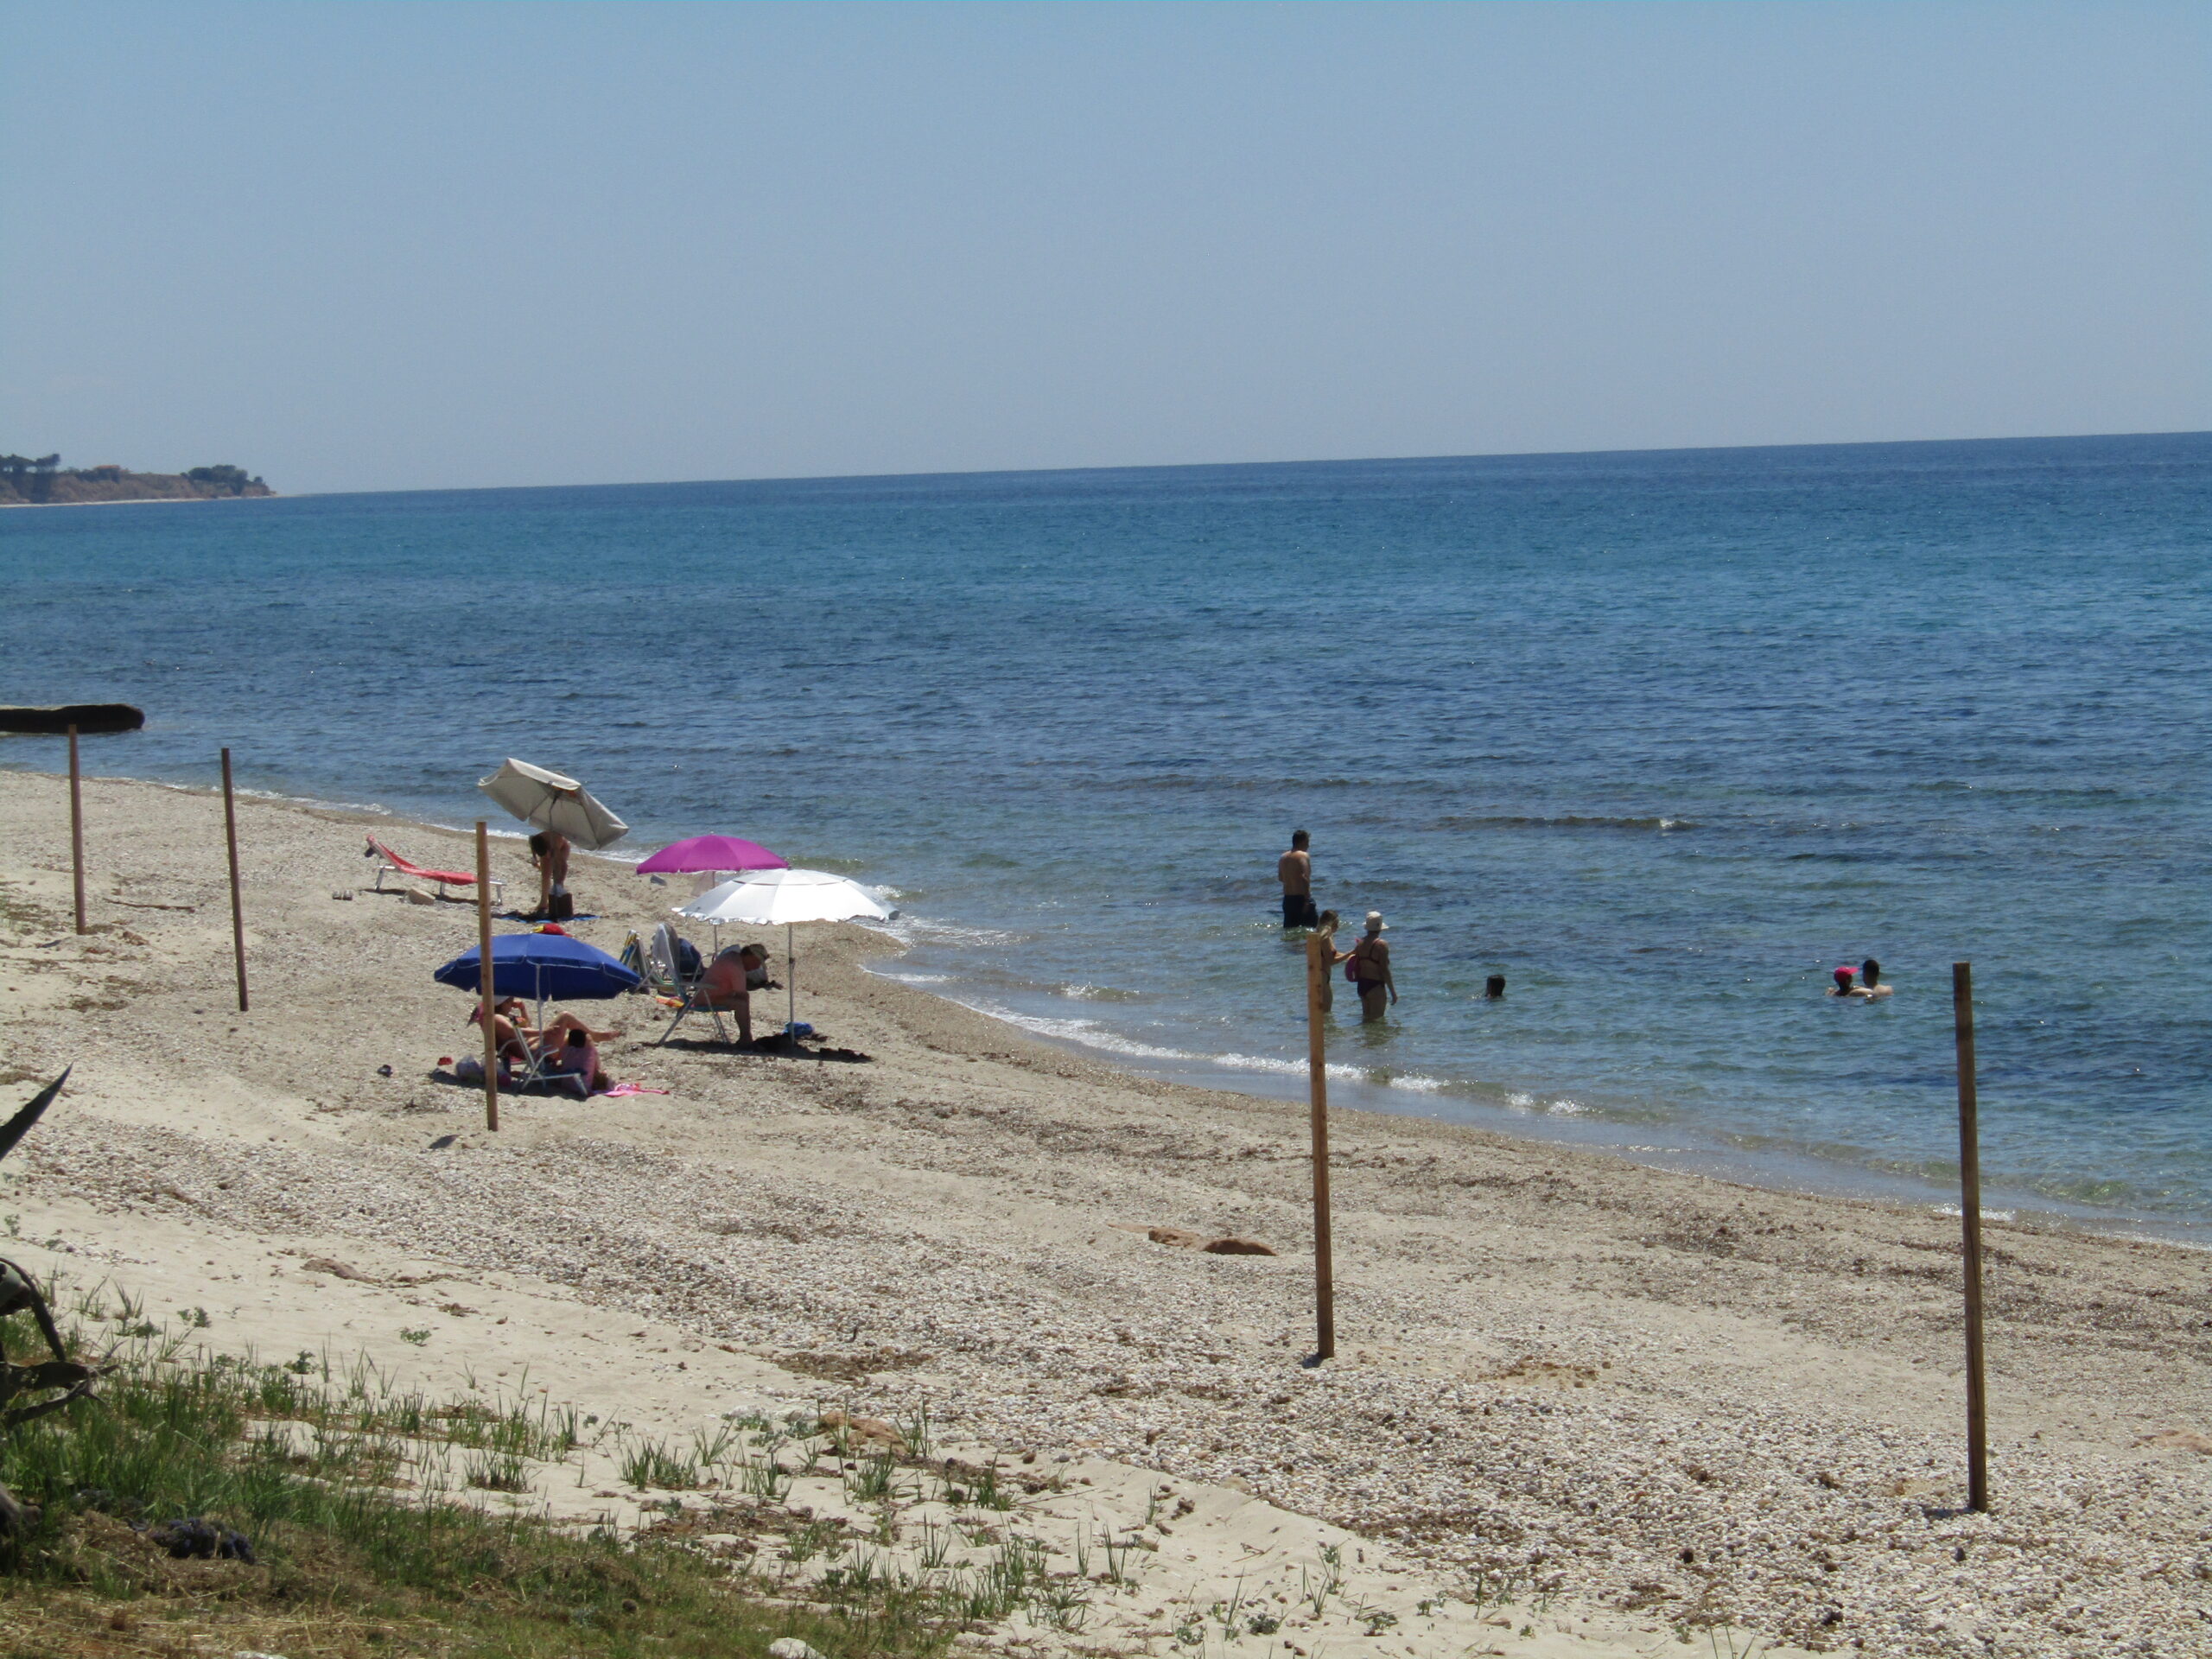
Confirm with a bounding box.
[469,998,619,1052]
[470,997,536,1069]
[695,943,772,1044]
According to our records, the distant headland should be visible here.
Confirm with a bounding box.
[0,452,273,506]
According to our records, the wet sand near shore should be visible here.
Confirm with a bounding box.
[0,769,2205,1658]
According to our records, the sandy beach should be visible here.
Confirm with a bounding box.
[0,767,2205,1658]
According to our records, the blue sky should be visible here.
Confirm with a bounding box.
[3,1,2204,493]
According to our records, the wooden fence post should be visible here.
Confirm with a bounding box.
[67,726,86,935]
[1954,961,1989,1512]
[219,749,249,1011]
[1306,932,1335,1363]
[478,822,500,1133]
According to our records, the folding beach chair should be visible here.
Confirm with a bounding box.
[652,923,731,1046]
[492,1009,597,1096]
[365,835,505,904]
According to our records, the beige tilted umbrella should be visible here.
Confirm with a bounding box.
[476,758,629,850]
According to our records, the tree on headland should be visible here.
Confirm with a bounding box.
[184,464,265,495]
[1,453,270,503]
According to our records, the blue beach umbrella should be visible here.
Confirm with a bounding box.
[433,932,644,1003]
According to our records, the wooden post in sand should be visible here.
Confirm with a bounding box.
[219,750,249,1011]
[476,822,500,1133]
[1953,961,1989,1512]
[67,725,86,935]
[1306,932,1336,1363]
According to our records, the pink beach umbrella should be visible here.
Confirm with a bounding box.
[636,835,790,877]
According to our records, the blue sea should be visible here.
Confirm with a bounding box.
[4,435,2208,1238]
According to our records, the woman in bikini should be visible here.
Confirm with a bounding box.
[1311,911,1350,1013]
[469,997,536,1067]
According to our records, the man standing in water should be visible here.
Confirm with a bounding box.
[1350,912,1396,1023]
[1278,830,1318,929]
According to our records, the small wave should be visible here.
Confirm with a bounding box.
[1935,1204,2018,1224]
[878,915,1028,948]
[967,1017,1456,1098]
[1433,813,1694,832]
[1108,774,1368,793]
[1503,1089,1584,1116]
[969,1004,1197,1064]
[216,782,401,817]
[1056,982,1142,1002]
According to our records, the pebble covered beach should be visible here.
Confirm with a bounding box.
[2,769,2207,1657]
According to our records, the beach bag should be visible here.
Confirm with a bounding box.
[454,1055,484,1084]
[1345,950,1361,984]
[547,891,575,922]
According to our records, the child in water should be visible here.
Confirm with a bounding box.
[1827,960,1893,1000]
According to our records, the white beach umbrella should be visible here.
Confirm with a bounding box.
[477,758,629,851]
[673,868,891,1036]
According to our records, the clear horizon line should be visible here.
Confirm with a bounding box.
[185,424,2212,503]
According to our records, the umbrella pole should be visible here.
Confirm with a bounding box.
[787,921,797,1035]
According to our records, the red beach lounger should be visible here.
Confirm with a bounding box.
[365,835,505,904]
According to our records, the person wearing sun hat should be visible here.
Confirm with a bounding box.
[1349,911,1396,1023]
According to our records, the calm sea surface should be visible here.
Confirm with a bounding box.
[4,435,2207,1236]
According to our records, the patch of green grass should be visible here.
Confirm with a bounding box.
[465,1449,531,1492]
[738,1449,795,1503]
[845,1452,903,1504]
[0,1314,953,1659]
[618,1438,698,1492]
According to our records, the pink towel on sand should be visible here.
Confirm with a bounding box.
[597,1082,668,1097]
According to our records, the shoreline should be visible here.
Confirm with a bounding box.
[9,753,2197,1249]
[3,767,2209,1656]
[908,975,2211,1253]
[0,493,279,510]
